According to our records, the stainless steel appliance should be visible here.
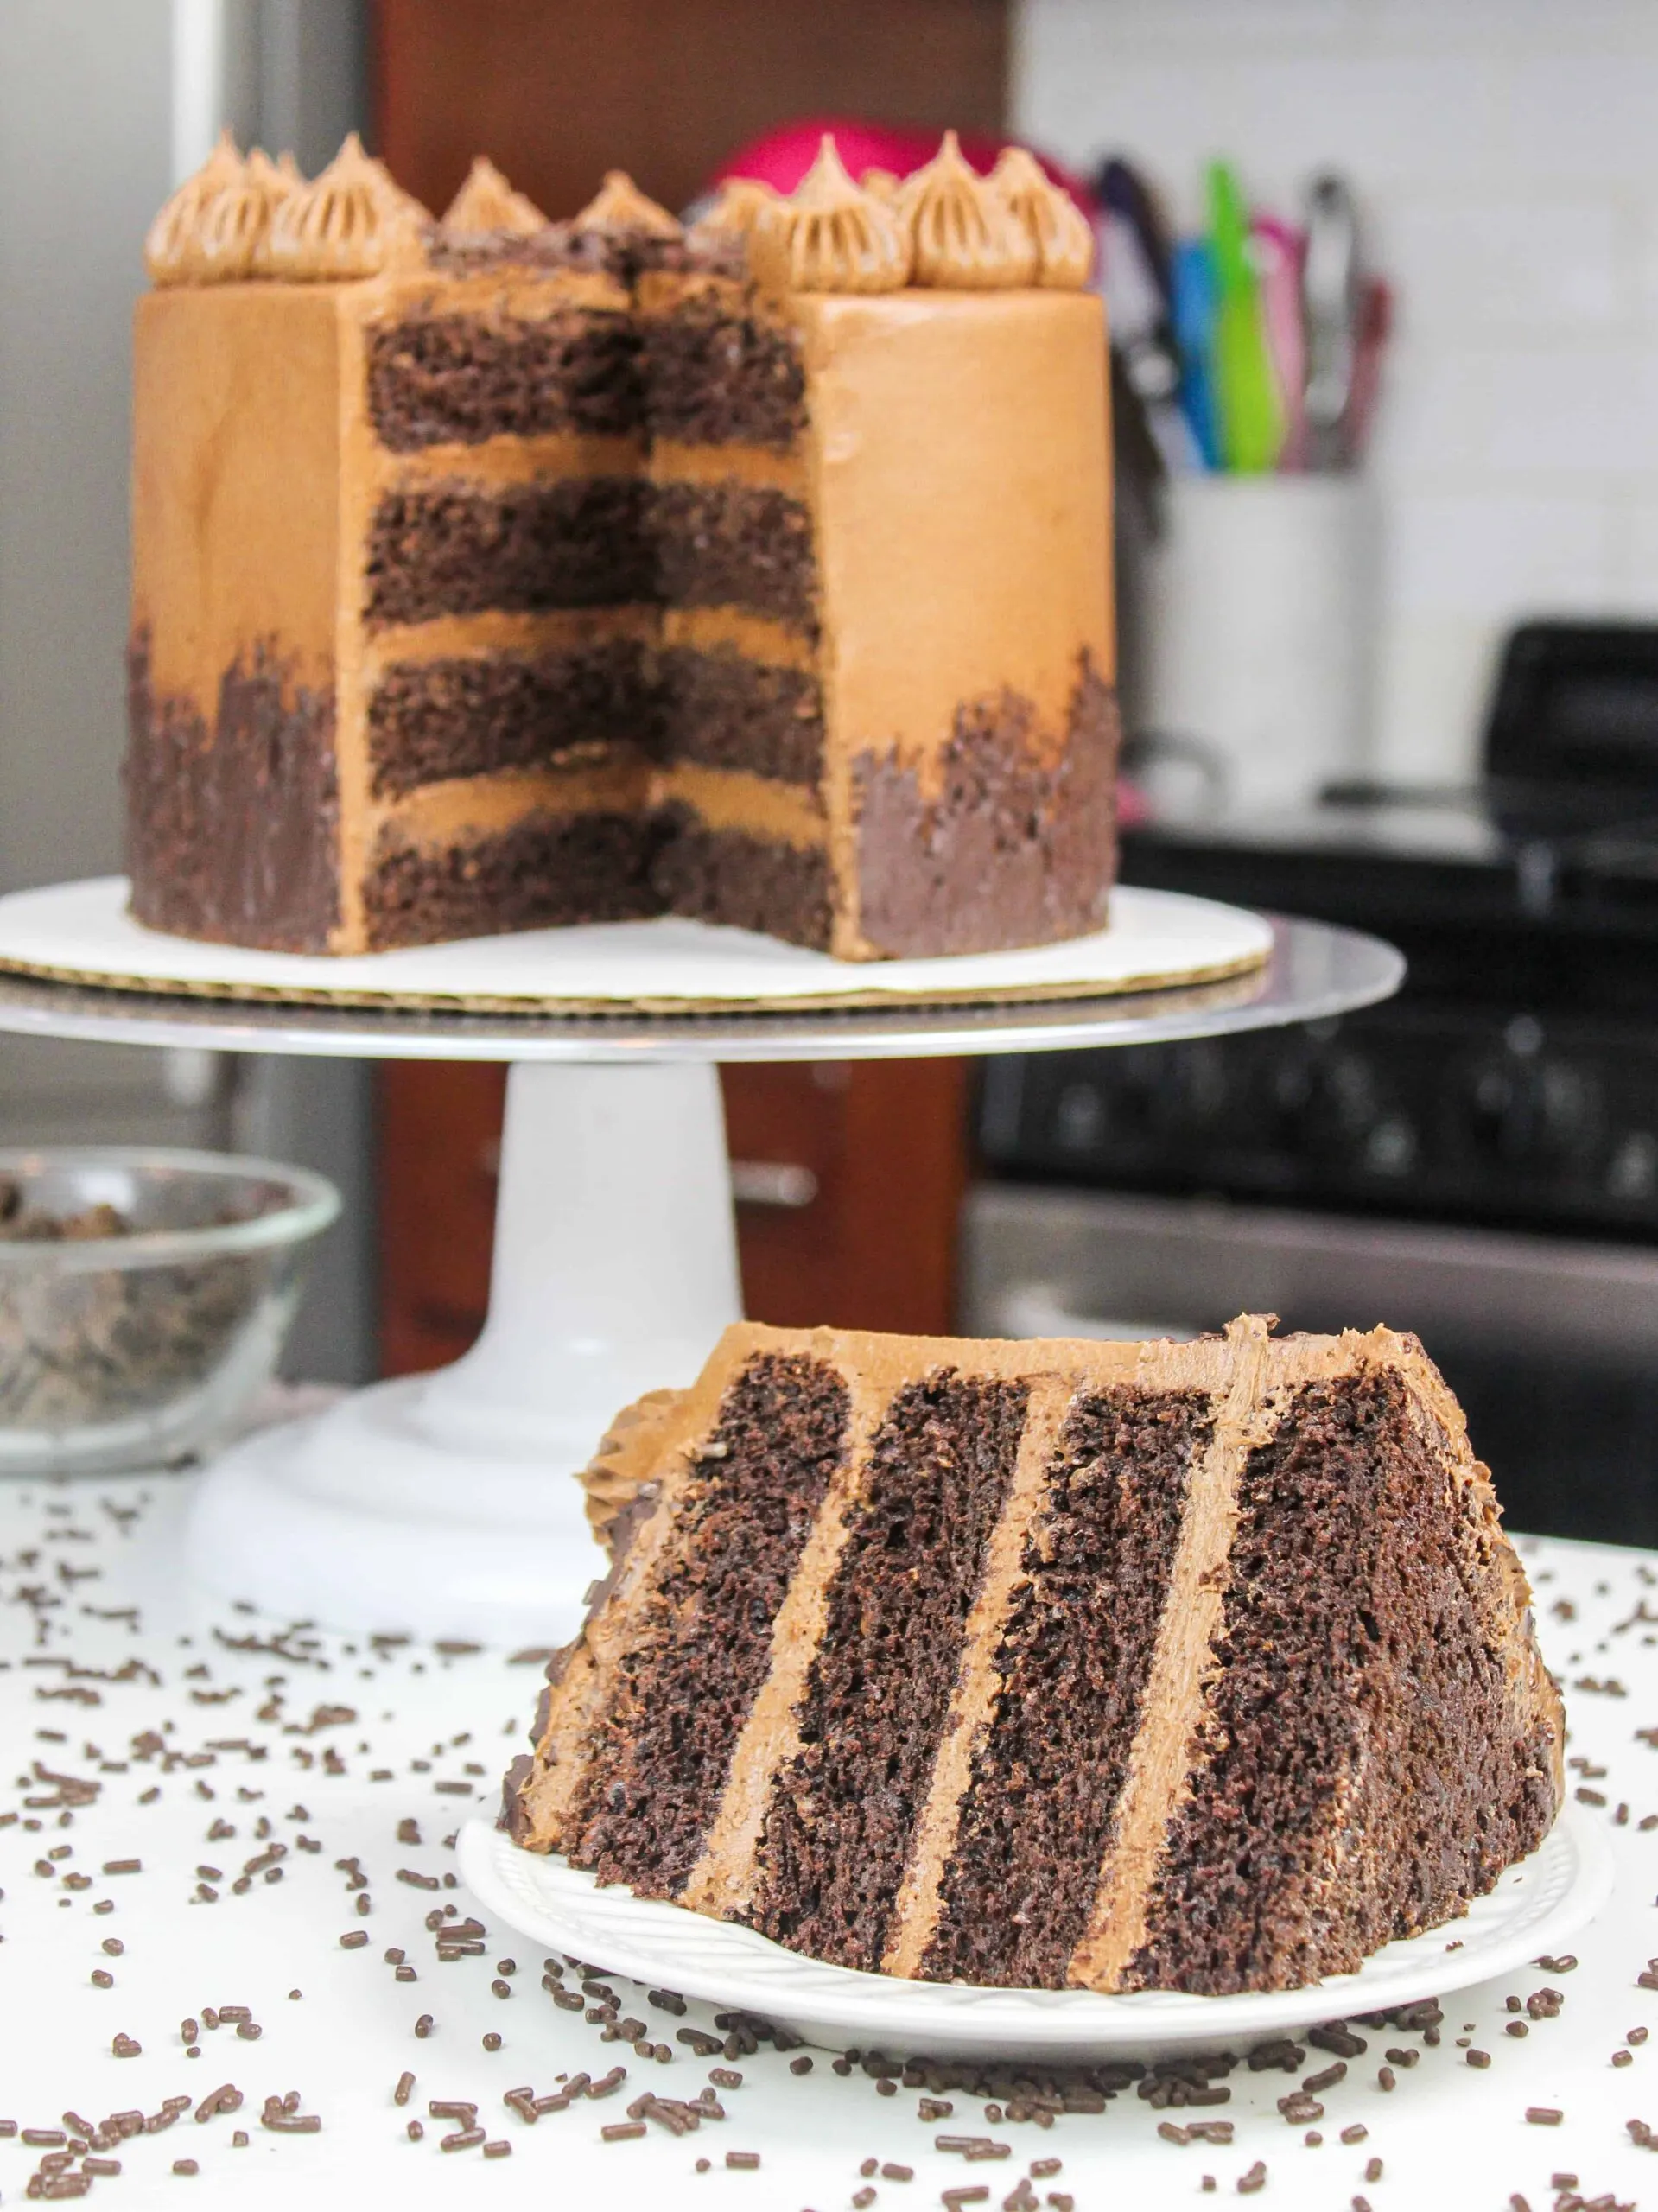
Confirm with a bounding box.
[970,621,1658,1542]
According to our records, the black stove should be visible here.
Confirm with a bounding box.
[976,621,1658,1541]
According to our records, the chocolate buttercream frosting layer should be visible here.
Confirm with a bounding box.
[124,628,340,953]
[505,1317,1564,1995]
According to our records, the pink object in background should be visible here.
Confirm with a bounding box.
[1346,277,1393,461]
[1116,777,1153,830]
[1252,215,1308,470]
[710,118,1096,216]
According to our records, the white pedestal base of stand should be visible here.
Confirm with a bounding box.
[184,1061,742,1646]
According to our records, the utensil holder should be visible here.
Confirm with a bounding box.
[1134,473,1379,816]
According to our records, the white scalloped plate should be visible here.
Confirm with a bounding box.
[458,1808,1612,2062]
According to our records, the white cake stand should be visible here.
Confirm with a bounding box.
[0,880,1401,1646]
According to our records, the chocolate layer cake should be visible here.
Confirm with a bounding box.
[503,1316,1563,1994]
[126,133,1118,957]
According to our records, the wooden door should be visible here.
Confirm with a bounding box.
[374,0,1008,217]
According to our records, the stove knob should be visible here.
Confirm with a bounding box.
[1537,1058,1601,1164]
[1608,1131,1658,1201]
[1052,1080,1107,1153]
[1280,1046,1381,1159]
[1360,1113,1420,1177]
[1464,1057,1517,1162]
[1461,1051,1600,1170]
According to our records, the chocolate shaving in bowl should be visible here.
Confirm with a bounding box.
[0,1179,289,1438]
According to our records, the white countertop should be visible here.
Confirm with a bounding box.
[2,1458,1654,2212]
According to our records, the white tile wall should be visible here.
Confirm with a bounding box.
[1014,0,1658,779]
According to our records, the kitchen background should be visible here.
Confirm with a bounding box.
[1020,0,1658,789]
[6,0,1658,1533]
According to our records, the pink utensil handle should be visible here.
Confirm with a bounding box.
[1345,277,1393,463]
[1253,215,1307,471]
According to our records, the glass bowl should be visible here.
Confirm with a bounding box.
[0,1147,340,1477]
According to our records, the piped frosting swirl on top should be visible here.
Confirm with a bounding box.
[898,130,1036,290]
[573,171,683,239]
[691,175,778,243]
[442,156,546,238]
[988,146,1095,289]
[750,137,911,296]
[147,132,431,284]
[143,130,248,284]
[742,132,1091,296]
[264,134,429,279]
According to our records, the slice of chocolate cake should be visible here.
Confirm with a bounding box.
[503,1316,1563,1995]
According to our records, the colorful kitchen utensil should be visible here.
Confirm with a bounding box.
[1206,159,1284,473]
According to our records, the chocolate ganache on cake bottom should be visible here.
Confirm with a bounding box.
[502,1316,1563,1996]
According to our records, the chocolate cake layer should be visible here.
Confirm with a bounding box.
[365,479,654,629]
[421,226,613,278]
[652,810,832,951]
[853,655,1120,957]
[643,301,807,449]
[1122,1368,1558,1994]
[652,481,818,633]
[748,1372,1029,1972]
[125,628,340,952]
[922,1386,1214,1989]
[566,1353,851,1895]
[367,640,657,797]
[657,645,823,786]
[362,808,662,950]
[366,310,642,449]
